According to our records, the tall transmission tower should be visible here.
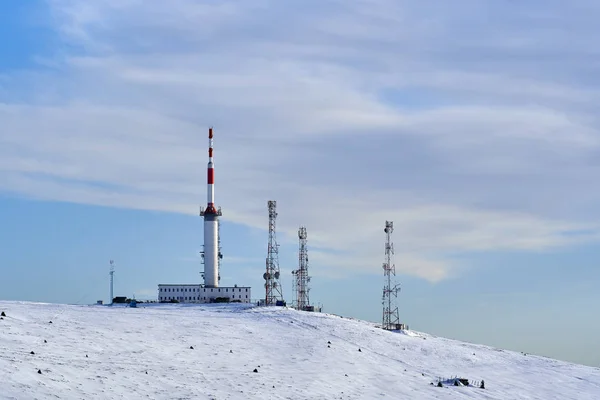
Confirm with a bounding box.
[292,226,311,310]
[382,221,401,330]
[109,260,115,305]
[264,200,284,305]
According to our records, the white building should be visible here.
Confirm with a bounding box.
[158,284,252,304]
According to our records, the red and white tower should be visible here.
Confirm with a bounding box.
[200,127,222,288]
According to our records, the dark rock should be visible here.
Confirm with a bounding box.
[49,321,52,324]
[358,349,361,352]
[44,340,47,343]
[253,369,258,373]
[38,369,42,374]
[190,346,194,350]
[327,341,331,344]
[437,382,443,387]
[480,380,485,389]
[30,351,35,355]
[0,312,5,317]
[230,350,233,353]
[86,355,88,358]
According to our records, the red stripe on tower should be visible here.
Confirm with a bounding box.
[207,168,214,184]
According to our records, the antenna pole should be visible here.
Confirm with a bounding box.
[109,260,115,306]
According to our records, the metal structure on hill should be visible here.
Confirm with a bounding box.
[382,221,402,330]
[292,226,311,311]
[109,260,115,305]
[264,200,284,305]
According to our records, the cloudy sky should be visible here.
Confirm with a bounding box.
[1,0,600,366]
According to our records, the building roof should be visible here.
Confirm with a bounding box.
[158,283,251,288]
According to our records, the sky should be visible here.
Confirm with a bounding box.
[1,0,600,367]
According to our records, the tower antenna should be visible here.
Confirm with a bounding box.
[109,260,115,306]
[264,200,284,305]
[199,127,222,288]
[292,226,311,310]
[382,221,401,330]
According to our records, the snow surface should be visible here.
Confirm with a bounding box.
[1,301,599,399]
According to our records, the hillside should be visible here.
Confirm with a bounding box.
[1,301,598,399]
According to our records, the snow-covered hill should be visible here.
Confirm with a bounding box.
[1,301,598,399]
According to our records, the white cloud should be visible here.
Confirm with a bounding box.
[1,0,600,282]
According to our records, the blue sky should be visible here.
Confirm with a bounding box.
[2,0,600,367]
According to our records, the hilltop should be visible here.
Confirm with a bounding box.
[1,301,598,399]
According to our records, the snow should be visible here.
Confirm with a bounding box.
[1,301,599,399]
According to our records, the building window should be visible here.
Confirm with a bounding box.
[226,288,228,292]
[211,289,213,292]
[246,295,248,298]
[245,288,248,292]
[218,288,221,292]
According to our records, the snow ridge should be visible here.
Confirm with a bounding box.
[1,301,599,399]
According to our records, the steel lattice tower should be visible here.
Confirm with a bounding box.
[292,226,310,310]
[382,221,401,330]
[264,200,283,305]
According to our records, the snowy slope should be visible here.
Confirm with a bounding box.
[1,301,599,399]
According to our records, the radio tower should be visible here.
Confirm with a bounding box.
[382,221,401,330]
[264,200,284,305]
[199,127,222,288]
[109,260,115,305]
[292,226,310,310]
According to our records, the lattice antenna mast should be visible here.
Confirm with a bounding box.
[264,200,283,305]
[292,226,310,310]
[382,221,401,330]
[109,260,115,305]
